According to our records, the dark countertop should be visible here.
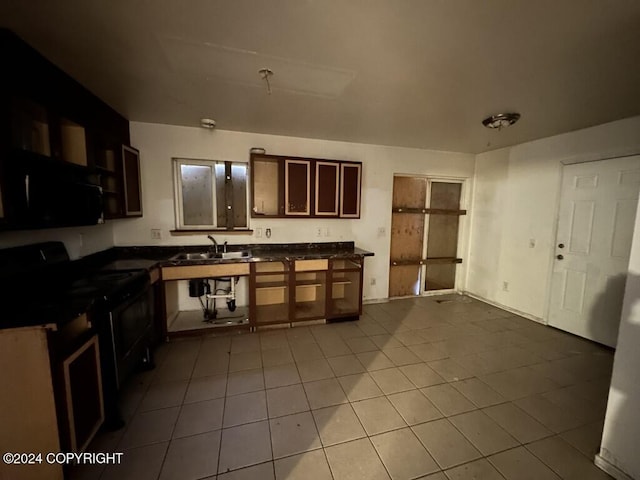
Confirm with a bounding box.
[0,241,374,329]
[111,242,374,269]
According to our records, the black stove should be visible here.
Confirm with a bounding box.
[0,241,156,431]
[68,270,150,310]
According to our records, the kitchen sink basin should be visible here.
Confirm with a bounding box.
[171,250,252,261]
[219,250,251,259]
[171,252,218,261]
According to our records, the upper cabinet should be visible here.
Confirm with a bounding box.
[250,153,362,219]
[0,29,141,227]
[340,163,361,218]
[315,161,340,216]
[285,159,311,215]
[122,145,142,217]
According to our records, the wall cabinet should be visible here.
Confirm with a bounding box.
[122,145,142,217]
[315,161,340,216]
[340,163,362,218]
[250,153,362,219]
[285,159,311,215]
[0,29,141,226]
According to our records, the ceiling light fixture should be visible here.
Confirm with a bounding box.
[258,68,274,95]
[200,118,216,129]
[482,112,521,130]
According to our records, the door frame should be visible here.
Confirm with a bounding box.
[421,176,469,296]
[543,153,640,326]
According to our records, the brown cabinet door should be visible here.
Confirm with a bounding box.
[340,163,361,218]
[285,159,310,215]
[315,161,340,216]
[122,145,142,216]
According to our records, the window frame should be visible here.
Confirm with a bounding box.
[172,157,250,231]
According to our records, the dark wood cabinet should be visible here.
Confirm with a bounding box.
[248,257,364,327]
[285,159,311,215]
[250,153,362,219]
[315,161,340,216]
[340,163,361,217]
[122,145,142,217]
[0,29,141,227]
[327,258,363,320]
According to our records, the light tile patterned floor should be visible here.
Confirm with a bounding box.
[71,295,614,480]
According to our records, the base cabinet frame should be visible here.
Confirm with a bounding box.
[249,258,364,327]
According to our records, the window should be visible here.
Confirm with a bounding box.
[173,158,249,230]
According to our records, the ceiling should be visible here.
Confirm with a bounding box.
[2,0,640,154]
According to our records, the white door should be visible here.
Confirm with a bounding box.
[549,156,640,347]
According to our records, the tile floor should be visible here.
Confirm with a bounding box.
[71,295,614,480]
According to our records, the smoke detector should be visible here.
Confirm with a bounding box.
[200,118,216,129]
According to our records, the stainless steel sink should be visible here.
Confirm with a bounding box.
[171,252,218,261]
[220,250,251,259]
[171,250,252,261]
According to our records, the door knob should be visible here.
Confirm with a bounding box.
[556,254,564,260]
[558,243,565,249]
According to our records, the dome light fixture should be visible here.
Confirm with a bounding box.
[482,112,521,130]
[200,118,216,129]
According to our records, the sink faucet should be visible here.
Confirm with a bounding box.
[207,235,219,253]
[223,241,228,253]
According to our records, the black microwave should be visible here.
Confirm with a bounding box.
[1,155,104,229]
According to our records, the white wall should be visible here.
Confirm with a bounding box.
[114,122,476,302]
[0,223,114,260]
[466,116,640,320]
[597,190,640,480]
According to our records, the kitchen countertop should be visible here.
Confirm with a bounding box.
[110,242,374,269]
[0,242,374,329]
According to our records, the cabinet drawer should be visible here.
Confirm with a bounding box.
[295,259,328,272]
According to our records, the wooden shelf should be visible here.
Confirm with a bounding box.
[296,280,324,288]
[332,277,352,285]
[295,301,325,319]
[255,281,288,290]
[255,303,289,324]
[331,298,358,315]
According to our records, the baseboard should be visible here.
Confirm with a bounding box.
[363,298,389,305]
[462,291,545,325]
[595,453,635,480]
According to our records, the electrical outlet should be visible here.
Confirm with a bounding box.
[255,227,263,238]
[265,228,272,238]
[151,229,161,240]
[529,238,536,248]
[502,281,509,292]
[370,277,377,286]
[377,227,386,237]
[316,227,323,237]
